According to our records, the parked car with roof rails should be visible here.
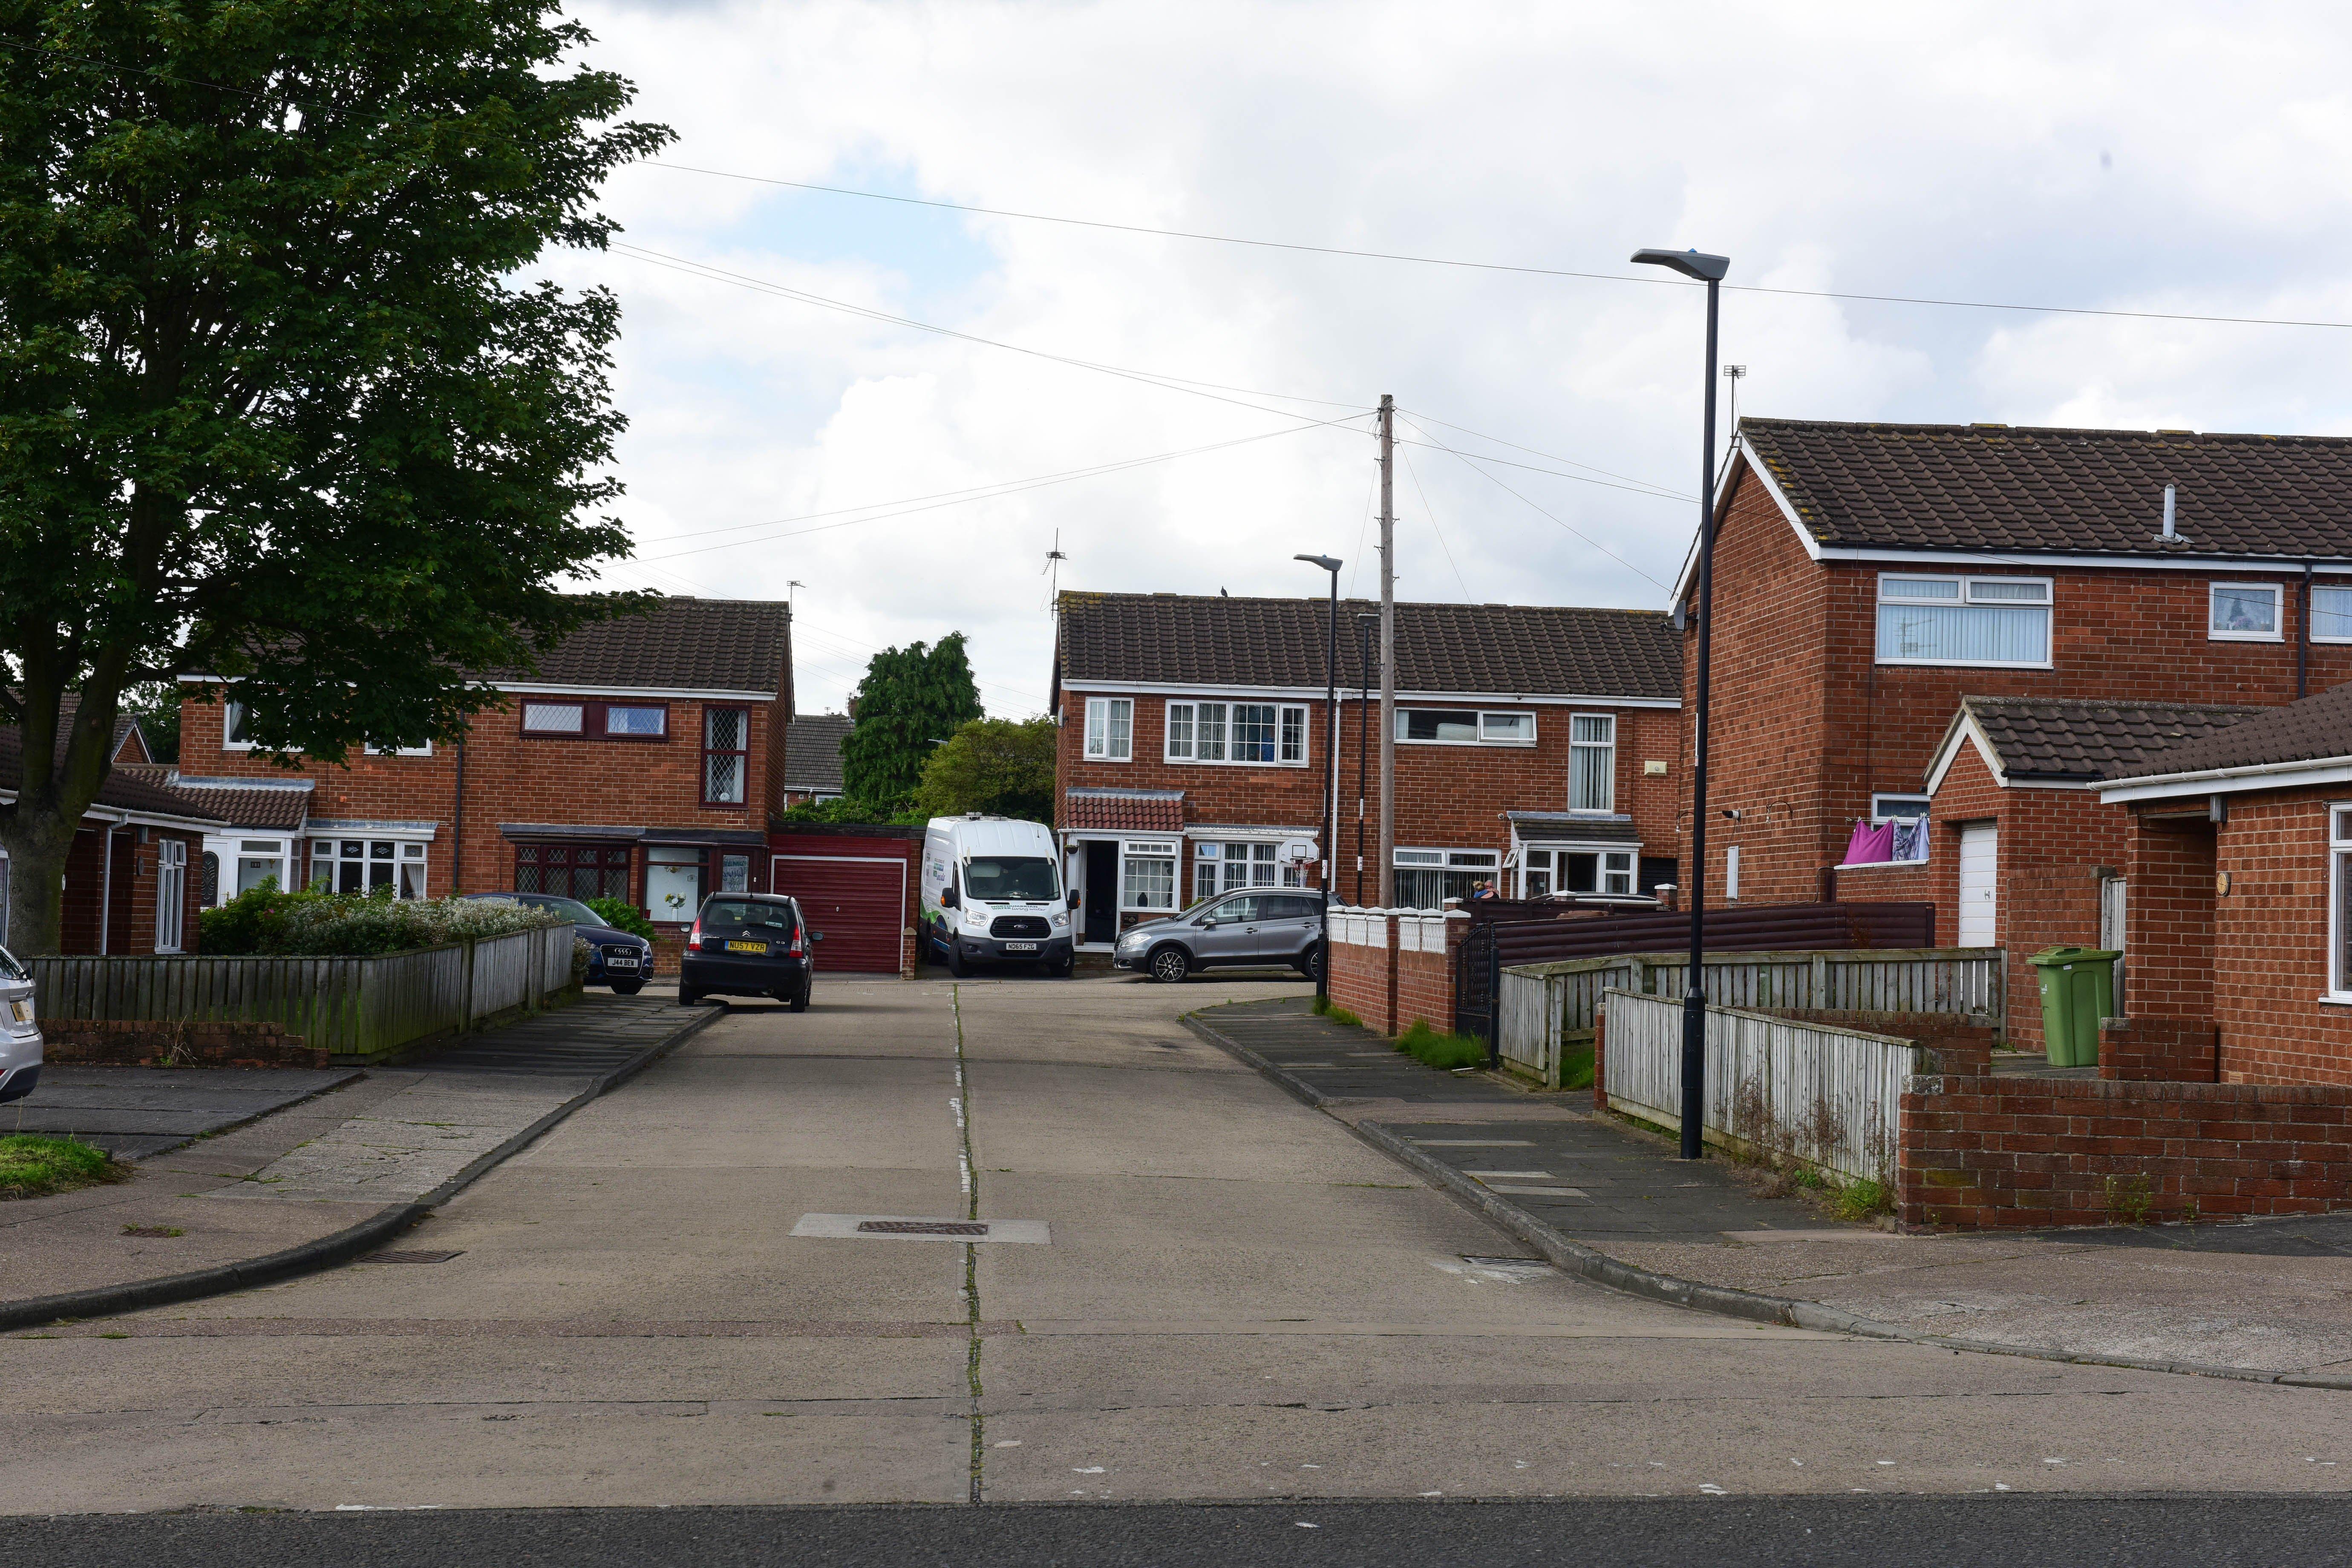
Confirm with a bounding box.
[680,892,819,1009]
[461,892,653,994]
[1114,888,1326,983]
[0,943,39,1104]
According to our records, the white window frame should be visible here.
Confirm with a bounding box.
[1391,847,1501,910]
[1084,697,1133,762]
[1874,573,2055,669]
[1725,844,1742,901]
[2329,805,2352,1003]
[1394,708,1539,747]
[155,840,187,953]
[1164,700,1309,767]
[1568,712,1617,813]
[310,837,430,899]
[1121,839,1179,912]
[1871,793,1932,821]
[2208,581,2285,643]
[2312,582,2352,644]
[222,700,429,756]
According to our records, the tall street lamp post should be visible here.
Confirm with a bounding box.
[1631,245,1730,1162]
[1296,553,1344,1001]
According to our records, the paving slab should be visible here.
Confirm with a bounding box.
[10,1066,361,1159]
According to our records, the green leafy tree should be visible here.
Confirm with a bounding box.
[0,2,669,952]
[839,634,984,814]
[914,717,1056,821]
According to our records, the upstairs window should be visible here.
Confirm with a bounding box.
[2314,585,2352,643]
[222,700,427,755]
[520,699,671,741]
[1568,715,1616,812]
[606,705,667,738]
[2209,582,2283,641]
[1876,574,2052,667]
[523,702,585,734]
[703,708,748,805]
[1084,698,1133,761]
[1166,700,1306,765]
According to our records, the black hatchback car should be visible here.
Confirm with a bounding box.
[679,893,820,1010]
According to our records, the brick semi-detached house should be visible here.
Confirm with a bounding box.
[1683,419,2352,1044]
[1048,591,1682,946]
[176,597,791,972]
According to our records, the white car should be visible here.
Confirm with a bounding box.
[0,944,41,1104]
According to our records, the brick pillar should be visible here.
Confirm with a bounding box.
[2121,812,2217,1022]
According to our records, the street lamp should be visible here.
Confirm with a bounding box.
[1295,553,1343,1001]
[1631,245,1730,1162]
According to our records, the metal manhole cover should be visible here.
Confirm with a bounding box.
[856,1220,988,1237]
[360,1250,465,1264]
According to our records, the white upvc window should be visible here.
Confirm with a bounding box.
[2313,584,2352,643]
[1196,840,1303,897]
[1519,846,1636,898]
[155,840,187,952]
[1875,574,2053,667]
[1164,700,1307,765]
[222,700,428,755]
[2209,582,2284,641]
[2331,806,2352,1001]
[1871,793,1931,821]
[1122,839,1179,911]
[1392,847,1500,910]
[311,838,429,898]
[1084,698,1133,761]
[1395,708,1538,746]
[1568,714,1616,812]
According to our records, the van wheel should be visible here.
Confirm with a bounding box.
[1149,945,1190,984]
[945,940,967,978]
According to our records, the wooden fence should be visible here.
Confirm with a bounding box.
[32,924,577,1061]
[1599,989,1925,1184]
[1495,947,2000,1089]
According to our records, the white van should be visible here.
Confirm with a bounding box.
[922,815,1075,977]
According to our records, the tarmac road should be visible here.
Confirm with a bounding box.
[0,974,2348,1553]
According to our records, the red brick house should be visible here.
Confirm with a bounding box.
[2095,681,2352,1085]
[1687,419,2352,970]
[176,597,791,967]
[0,723,217,957]
[1049,591,1682,945]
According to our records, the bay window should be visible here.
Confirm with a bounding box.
[1084,698,1133,761]
[1875,574,2052,666]
[1519,847,1635,898]
[311,838,429,898]
[1165,700,1307,765]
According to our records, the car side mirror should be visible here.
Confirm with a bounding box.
[812,931,825,942]
[1067,893,1080,911]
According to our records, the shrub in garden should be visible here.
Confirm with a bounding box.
[197,884,562,956]
[585,897,655,941]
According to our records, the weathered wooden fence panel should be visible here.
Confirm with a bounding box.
[1599,989,1925,1183]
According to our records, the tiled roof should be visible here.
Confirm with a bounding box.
[127,769,314,831]
[1063,787,1185,833]
[1056,593,1678,700]
[784,713,852,792]
[2103,682,2352,781]
[1741,418,2352,558]
[0,730,225,824]
[473,597,791,695]
[1507,811,1642,844]
[1956,698,2268,784]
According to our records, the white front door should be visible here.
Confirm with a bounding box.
[1958,822,1998,947]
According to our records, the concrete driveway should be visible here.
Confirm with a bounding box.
[1,973,2348,1513]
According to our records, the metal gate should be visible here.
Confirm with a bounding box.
[769,854,906,974]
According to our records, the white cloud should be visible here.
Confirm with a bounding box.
[552,0,2352,713]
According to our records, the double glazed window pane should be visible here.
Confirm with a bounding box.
[1400,709,1478,742]
[1124,855,1175,910]
[1876,577,2050,665]
[1086,698,1133,760]
[607,706,666,737]
[1233,704,1277,762]
[2316,587,2352,641]
[1570,716,1614,812]
[524,703,583,733]
[2211,586,2278,635]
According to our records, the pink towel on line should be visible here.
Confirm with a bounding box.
[1844,820,1894,865]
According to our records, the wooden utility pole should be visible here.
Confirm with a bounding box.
[1377,394,1396,908]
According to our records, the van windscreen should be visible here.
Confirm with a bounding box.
[964,857,1058,902]
[702,899,796,933]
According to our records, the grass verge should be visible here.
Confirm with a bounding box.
[1309,994,1363,1027]
[0,1135,128,1201]
[1396,1019,1488,1070]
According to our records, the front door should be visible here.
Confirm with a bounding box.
[1084,842,1119,944]
[1958,822,1998,947]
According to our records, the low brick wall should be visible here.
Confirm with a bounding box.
[40,1018,329,1069]
[1329,918,1396,1033]
[1762,1009,1997,1077]
[1326,907,1463,1037]
[1397,944,1452,1034]
[1898,1074,2352,1228]
[2099,1016,2218,1082]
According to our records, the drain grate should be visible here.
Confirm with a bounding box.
[361,1250,465,1265]
[856,1220,988,1237]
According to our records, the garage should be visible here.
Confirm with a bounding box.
[768,826,918,975]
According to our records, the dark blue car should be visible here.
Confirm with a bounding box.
[464,893,654,994]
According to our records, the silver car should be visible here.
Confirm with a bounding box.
[0,943,40,1104]
[1113,890,1326,984]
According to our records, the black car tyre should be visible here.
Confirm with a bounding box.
[1051,955,1074,979]
[1296,944,1324,984]
[1148,945,1190,984]
[789,978,812,1013]
[610,980,644,996]
[678,985,702,1006]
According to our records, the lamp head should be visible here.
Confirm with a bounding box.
[1631,247,1730,283]
[1294,553,1343,573]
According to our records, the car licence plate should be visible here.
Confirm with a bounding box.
[607,956,640,970]
[6,999,28,1024]
[726,941,767,954]
[1002,941,1038,953]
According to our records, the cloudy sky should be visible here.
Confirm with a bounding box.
[546,2,2352,717]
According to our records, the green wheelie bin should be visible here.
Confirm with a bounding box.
[2027,946,2119,1067]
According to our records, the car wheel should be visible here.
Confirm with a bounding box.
[1296,945,1324,983]
[1149,945,1190,984]
[789,979,812,1013]
[610,980,644,996]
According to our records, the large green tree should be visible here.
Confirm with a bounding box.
[0,1,668,952]
[840,634,984,813]
[913,716,1055,821]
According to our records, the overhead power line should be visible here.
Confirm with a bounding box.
[647,160,2352,334]
[1391,413,1671,591]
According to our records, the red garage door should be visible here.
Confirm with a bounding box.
[771,854,905,973]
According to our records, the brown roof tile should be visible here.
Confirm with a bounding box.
[130,769,314,831]
[0,731,225,824]
[1056,593,1678,699]
[2104,681,2352,780]
[472,597,792,695]
[1955,698,2268,784]
[784,713,852,792]
[1063,787,1186,833]
[1742,418,2352,559]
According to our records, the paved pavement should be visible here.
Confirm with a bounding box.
[11,1066,361,1159]
[1198,997,2352,1382]
[4,971,2350,1516]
